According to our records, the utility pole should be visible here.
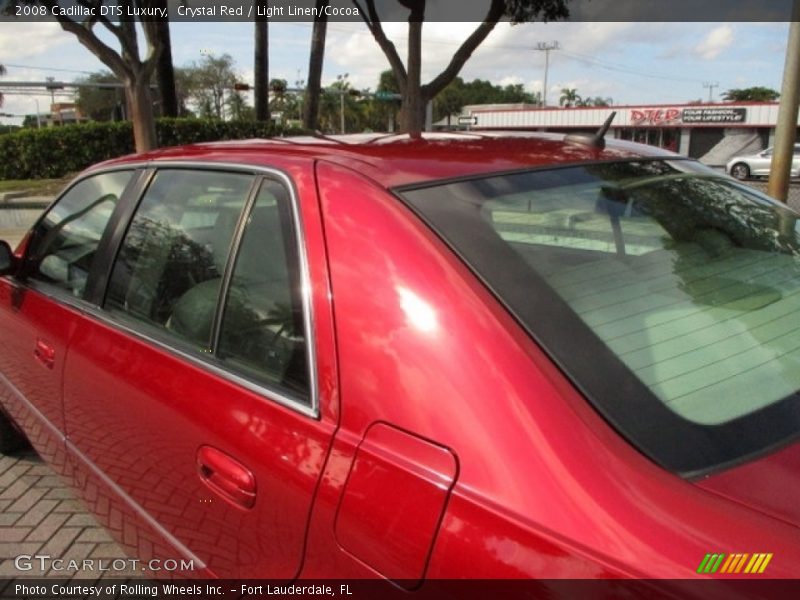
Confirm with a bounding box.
[535,41,559,107]
[702,81,719,103]
[768,3,800,203]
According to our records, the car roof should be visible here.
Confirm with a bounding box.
[97,131,677,189]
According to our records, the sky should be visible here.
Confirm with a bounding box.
[0,19,791,125]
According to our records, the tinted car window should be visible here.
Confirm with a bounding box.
[217,180,310,401]
[401,159,800,475]
[105,169,253,350]
[26,170,132,298]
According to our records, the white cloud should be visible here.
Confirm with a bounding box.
[0,22,71,60]
[693,24,734,60]
[499,75,523,87]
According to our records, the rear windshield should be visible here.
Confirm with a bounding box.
[399,159,800,476]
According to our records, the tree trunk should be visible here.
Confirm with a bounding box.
[400,15,424,135]
[126,74,157,153]
[154,17,178,118]
[255,5,270,122]
[361,0,504,133]
[303,0,329,130]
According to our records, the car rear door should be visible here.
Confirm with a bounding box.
[0,169,137,471]
[61,164,338,578]
[752,148,773,176]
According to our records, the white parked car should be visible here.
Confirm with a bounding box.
[726,144,800,180]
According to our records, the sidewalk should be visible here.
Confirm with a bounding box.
[0,450,133,580]
[0,197,50,249]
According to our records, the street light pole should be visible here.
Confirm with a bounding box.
[337,73,348,134]
[34,98,41,128]
[340,92,345,134]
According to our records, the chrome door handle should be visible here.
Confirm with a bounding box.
[33,339,55,369]
[196,445,256,509]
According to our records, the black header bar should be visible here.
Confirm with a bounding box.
[0,0,796,23]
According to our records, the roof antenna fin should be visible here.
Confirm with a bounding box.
[564,111,617,149]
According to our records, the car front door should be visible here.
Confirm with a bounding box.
[61,166,336,578]
[0,170,135,470]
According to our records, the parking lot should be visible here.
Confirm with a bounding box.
[0,175,799,581]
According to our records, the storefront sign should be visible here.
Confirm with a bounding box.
[629,106,748,126]
[629,108,682,126]
[681,107,747,124]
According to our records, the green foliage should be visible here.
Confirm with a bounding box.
[75,71,122,122]
[559,88,581,107]
[0,121,133,179]
[0,63,5,108]
[21,115,40,129]
[579,96,613,107]
[504,0,570,23]
[0,118,303,180]
[721,87,780,102]
[378,70,401,95]
[181,54,240,119]
[432,77,540,122]
[270,79,288,94]
[318,74,364,134]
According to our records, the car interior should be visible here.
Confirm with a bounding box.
[487,173,800,426]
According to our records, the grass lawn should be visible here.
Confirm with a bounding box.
[0,174,76,197]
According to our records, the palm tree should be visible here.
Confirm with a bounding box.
[0,64,6,108]
[255,1,270,122]
[559,88,581,108]
[303,0,329,130]
[153,5,178,118]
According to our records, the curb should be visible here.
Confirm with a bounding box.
[0,191,29,203]
[0,201,51,210]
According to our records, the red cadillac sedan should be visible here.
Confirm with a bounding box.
[1,133,799,583]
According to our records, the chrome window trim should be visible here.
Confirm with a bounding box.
[21,160,320,420]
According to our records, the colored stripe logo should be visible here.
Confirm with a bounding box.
[697,552,772,574]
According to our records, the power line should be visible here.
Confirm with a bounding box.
[2,63,95,75]
[557,49,707,84]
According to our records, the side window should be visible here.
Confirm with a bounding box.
[216,180,310,401]
[25,170,132,298]
[104,169,253,350]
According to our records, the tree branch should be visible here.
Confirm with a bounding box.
[425,0,504,98]
[75,0,121,35]
[353,0,407,91]
[139,2,165,81]
[117,0,142,69]
[54,14,132,79]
